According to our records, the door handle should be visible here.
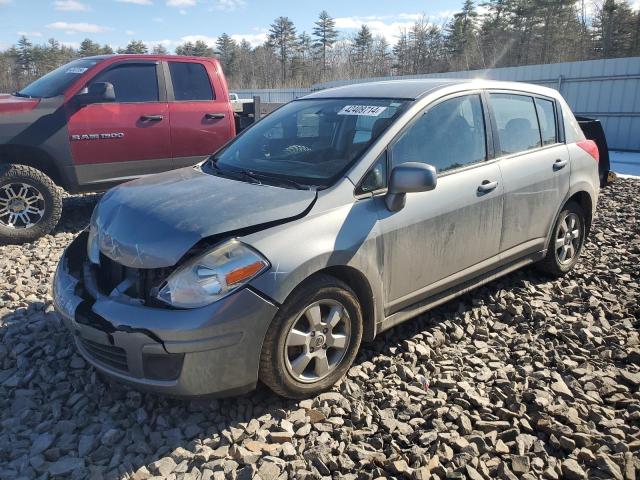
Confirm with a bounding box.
[553,158,568,170]
[477,180,498,193]
[140,114,164,122]
[205,112,225,119]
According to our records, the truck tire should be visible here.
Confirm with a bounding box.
[536,201,586,277]
[0,164,62,244]
[259,274,363,399]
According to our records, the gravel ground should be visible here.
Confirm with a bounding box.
[1,180,639,480]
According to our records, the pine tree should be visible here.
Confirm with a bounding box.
[216,33,237,73]
[16,36,34,75]
[119,40,148,54]
[312,10,338,78]
[151,44,168,54]
[79,38,103,57]
[446,0,481,70]
[267,16,297,84]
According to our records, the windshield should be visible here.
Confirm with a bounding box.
[209,98,409,187]
[17,58,103,98]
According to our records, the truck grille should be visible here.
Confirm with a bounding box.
[79,338,128,372]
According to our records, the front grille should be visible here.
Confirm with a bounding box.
[96,254,170,305]
[79,338,128,372]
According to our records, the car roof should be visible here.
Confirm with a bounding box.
[302,78,559,100]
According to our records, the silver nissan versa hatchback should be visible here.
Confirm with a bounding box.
[53,79,600,398]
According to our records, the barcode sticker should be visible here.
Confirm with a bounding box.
[66,67,88,74]
[338,105,387,116]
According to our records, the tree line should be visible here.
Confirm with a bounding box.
[1,0,639,93]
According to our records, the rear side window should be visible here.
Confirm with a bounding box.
[490,93,542,155]
[91,63,159,103]
[391,94,487,173]
[535,98,557,145]
[169,62,214,101]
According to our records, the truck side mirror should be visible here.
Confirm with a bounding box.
[76,82,116,106]
[385,162,437,212]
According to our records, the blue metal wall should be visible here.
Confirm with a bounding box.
[235,57,640,151]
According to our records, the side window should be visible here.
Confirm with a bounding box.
[91,63,159,103]
[357,152,387,194]
[490,93,542,155]
[535,98,558,145]
[169,62,214,101]
[391,94,487,173]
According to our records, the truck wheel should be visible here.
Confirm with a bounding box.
[259,275,363,399]
[0,164,62,244]
[537,201,586,277]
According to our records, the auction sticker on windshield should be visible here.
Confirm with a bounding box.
[66,67,89,74]
[338,105,387,116]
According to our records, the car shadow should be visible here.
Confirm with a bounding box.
[0,260,560,478]
[53,193,103,235]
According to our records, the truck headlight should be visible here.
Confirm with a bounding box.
[156,239,269,309]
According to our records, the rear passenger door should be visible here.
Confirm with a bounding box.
[488,92,570,258]
[165,60,234,168]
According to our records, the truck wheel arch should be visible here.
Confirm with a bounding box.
[0,144,66,189]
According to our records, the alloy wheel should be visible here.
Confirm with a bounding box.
[554,212,581,264]
[0,182,46,229]
[284,299,351,383]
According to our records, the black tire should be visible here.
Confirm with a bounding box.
[537,201,586,277]
[0,164,62,244]
[259,274,363,399]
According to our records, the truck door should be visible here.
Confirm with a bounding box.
[165,60,234,168]
[67,61,171,187]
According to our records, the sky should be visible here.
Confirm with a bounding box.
[0,0,464,52]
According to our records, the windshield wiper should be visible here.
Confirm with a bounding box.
[205,158,261,184]
[12,92,33,98]
[242,171,314,190]
[205,157,313,190]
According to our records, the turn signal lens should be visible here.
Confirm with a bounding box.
[226,261,267,286]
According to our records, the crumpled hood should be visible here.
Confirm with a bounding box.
[0,94,40,114]
[92,167,316,268]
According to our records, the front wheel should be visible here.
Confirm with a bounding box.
[0,164,62,244]
[259,275,363,399]
[537,201,586,277]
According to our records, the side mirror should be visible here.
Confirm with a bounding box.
[385,162,437,211]
[76,82,115,106]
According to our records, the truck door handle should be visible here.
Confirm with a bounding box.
[205,113,225,119]
[140,115,163,122]
[553,158,568,170]
[477,180,498,193]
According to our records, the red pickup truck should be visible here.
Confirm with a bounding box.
[0,54,237,243]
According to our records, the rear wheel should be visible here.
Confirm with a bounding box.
[259,275,363,399]
[0,164,62,244]
[537,201,586,277]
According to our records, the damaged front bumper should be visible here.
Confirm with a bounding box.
[53,232,279,397]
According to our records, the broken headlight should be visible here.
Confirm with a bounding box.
[156,239,269,309]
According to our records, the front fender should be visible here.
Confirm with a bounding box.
[244,198,385,329]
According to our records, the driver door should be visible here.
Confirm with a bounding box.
[375,92,504,313]
[67,61,171,187]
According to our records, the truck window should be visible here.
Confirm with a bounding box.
[169,62,214,101]
[535,98,558,145]
[90,63,159,103]
[490,93,542,155]
[17,58,102,98]
[392,94,487,173]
